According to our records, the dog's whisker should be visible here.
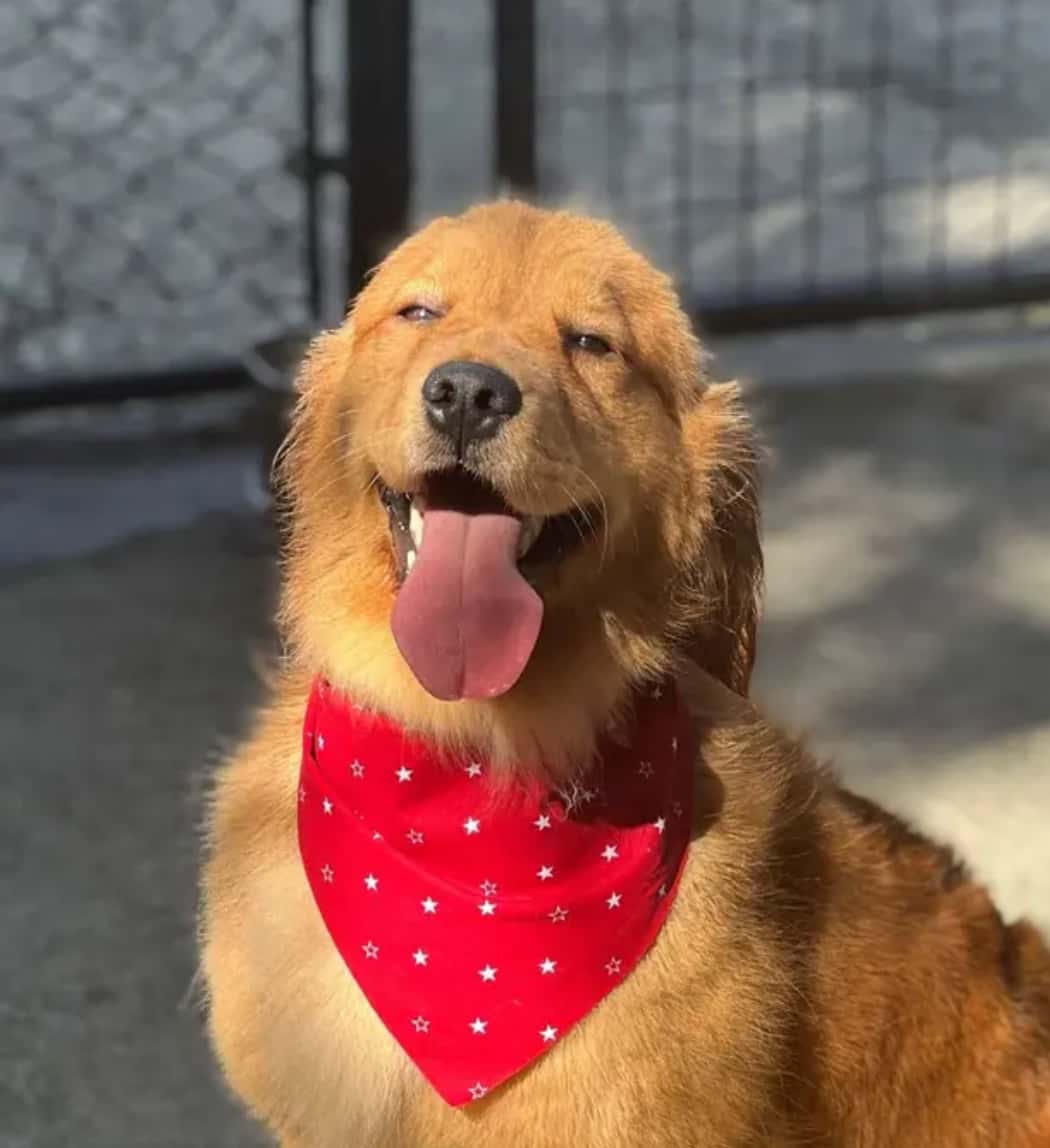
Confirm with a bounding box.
[557,466,609,571]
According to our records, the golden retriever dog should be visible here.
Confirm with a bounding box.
[200,201,1050,1147]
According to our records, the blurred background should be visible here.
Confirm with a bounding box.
[2,2,1049,1144]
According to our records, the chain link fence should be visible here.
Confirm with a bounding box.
[533,0,1050,328]
[1,0,313,384]
[5,0,1050,398]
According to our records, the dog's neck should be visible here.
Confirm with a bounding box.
[306,608,675,782]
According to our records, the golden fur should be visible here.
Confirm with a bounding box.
[200,202,1050,1146]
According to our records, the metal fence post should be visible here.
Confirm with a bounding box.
[300,0,322,317]
[347,0,413,304]
[494,0,537,196]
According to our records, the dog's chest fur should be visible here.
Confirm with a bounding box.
[202,693,1050,1148]
[202,741,792,1148]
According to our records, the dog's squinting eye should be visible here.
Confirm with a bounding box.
[398,304,441,323]
[564,331,613,356]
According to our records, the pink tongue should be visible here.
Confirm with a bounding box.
[391,508,544,701]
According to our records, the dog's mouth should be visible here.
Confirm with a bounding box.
[379,470,596,579]
[377,468,600,703]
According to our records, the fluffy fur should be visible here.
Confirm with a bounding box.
[200,202,1050,1146]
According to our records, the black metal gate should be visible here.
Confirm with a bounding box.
[510,0,1050,333]
[0,1,414,411]
[1,1,324,407]
[4,0,1049,411]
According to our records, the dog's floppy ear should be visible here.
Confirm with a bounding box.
[275,324,355,500]
[680,381,763,696]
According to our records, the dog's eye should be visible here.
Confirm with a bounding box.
[564,331,613,356]
[398,304,441,323]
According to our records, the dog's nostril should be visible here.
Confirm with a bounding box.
[430,379,456,407]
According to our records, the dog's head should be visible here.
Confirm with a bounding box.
[280,202,761,765]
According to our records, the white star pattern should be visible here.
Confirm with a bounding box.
[298,784,306,803]
[372,830,384,841]
[549,905,568,923]
[362,941,379,959]
[349,759,365,778]
[658,882,668,897]
[411,1015,429,1033]
[320,864,334,883]
[539,1024,558,1043]
[464,762,483,778]
[412,949,429,966]
[406,829,425,845]
[364,873,379,892]
[638,760,654,778]
[653,816,666,834]
[322,797,333,815]
[396,765,413,783]
[478,900,497,916]
[601,844,619,862]
[606,892,622,909]
[605,957,622,975]
[479,880,498,897]
[536,865,554,882]
[316,734,326,751]
[463,817,481,836]
[533,813,552,830]
[469,1083,488,1100]
[478,965,498,982]
[421,897,439,914]
[469,1017,488,1035]
[538,957,557,975]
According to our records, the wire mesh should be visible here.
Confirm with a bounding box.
[6,0,1050,385]
[534,0,1050,322]
[1,0,312,382]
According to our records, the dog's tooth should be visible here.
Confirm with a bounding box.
[517,515,541,558]
[406,549,416,572]
[409,502,424,549]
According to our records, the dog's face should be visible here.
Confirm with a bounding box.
[282,204,760,753]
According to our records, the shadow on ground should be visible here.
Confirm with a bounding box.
[753,373,1050,931]
[1,515,276,1148]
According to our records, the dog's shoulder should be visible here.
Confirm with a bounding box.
[828,784,971,895]
[825,781,1050,1023]
[815,780,1050,1142]
[677,666,1050,1142]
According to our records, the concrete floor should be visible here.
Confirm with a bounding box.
[2,361,1049,1146]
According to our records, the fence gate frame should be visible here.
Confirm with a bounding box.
[493,0,1050,335]
[7,0,1050,414]
[2,0,416,414]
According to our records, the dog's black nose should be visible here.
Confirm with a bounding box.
[421,360,522,451]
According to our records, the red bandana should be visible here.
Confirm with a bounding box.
[298,678,693,1106]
